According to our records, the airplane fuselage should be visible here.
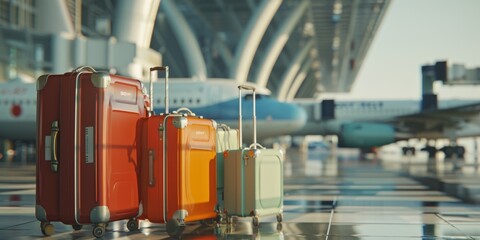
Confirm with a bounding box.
[295,99,480,144]
[0,79,307,142]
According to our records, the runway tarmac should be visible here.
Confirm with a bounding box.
[1,147,480,239]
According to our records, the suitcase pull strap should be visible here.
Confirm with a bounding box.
[149,66,169,116]
[72,66,96,73]
[173,107,196,117]
[50,121,59,172]
[238,85,257,149]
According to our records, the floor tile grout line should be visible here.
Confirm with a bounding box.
[435,213,475,240]
[0,220,37,230]
[325,196,337,240]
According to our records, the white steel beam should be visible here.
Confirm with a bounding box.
[253,0,309,88]
[277,39,314,100]
[112,0,160,48]
[229,0,282,83]
[161,0,207,81]
[35,0,75,35]
[286,57,313,101]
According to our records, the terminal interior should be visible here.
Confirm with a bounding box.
[1,0,480,239]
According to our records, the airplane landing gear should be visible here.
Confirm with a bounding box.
[440,146,465,159]
[421,145,437,159]
[401,147,416,156]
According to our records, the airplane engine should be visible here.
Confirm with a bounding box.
[338,122,395,148]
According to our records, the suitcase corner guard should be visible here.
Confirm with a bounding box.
[173,209,188,221]
[90,206,111,223]
[35,204,47,221]
[91,72,111,88]
[36,75,49,91]
[172,116,188,129]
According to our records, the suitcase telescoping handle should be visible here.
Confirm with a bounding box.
[238,85,264,150]
[50,121,59,172]
[149,66,169,116]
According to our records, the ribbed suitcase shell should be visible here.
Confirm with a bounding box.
[35,68,146,236]
[139,114,218,223]
[215,125,239,211]
[222,85,284,226]
[223,149,283,217]
[138,66,217,236]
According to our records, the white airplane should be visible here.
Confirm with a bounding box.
[0,78,307,143]
[294,98,480,158]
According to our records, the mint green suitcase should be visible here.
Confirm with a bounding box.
[216,124,239,212]
[223,85,284,227]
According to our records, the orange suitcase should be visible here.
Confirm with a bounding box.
[139,67,218,236]
[36,67,147,238]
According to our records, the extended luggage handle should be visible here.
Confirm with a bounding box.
[238,85,264,150]
[50,121,59,172]
[149,66,169,116]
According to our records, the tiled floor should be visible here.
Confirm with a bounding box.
[2,148,480,239]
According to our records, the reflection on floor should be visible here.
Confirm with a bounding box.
[1,148,480,239]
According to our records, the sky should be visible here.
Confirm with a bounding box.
[324,0,480,100]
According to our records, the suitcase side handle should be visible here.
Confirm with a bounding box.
[148,149,155,186]
[149,66,169,116]
[217,123,230,131]
[238,85,257,149]
[72,66,96,73]
[50,121,59,172]
[249,143,265,150]
[173,107,196,117]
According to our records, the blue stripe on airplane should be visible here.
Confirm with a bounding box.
[153,98,302,121]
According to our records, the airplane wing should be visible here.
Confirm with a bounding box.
[385,102,480,138]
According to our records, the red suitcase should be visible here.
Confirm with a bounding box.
[36,66,148,238]
[139,66,219,236]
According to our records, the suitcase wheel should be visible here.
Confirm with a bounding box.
[92,224,105,238]
[276,213,283,223]
[127,218,139,231]
[166,218,185,237]
[40,222,46,235]
[226,215,234,225]
[72,224,83,231]
[40,222,55,236]
[252,216,259,227]
[215,214,223,224]
[276,222,283,232]
[199,219,211,226]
